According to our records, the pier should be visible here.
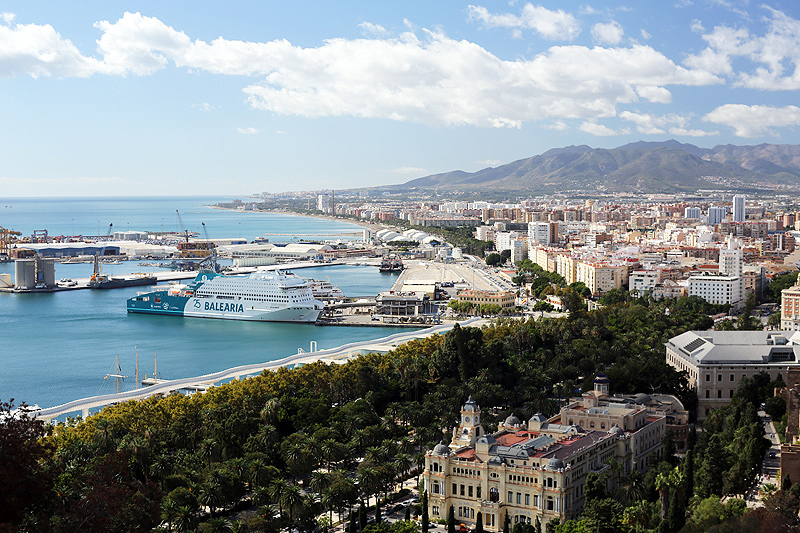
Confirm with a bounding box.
[34,318,486,422]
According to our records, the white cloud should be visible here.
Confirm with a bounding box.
[1,12,15,24]
[685,7,800,89]
[640,29,651,40]
[668,126,718,137]
[618,111,716,136]
[192,102,216,111]
[477,159,502,166]
[0,18,103,77]
[359,22,388,36]
[0,11,723,129]
[635,85,672,103]
[392,167,426,174]
[579,121,624,136]
[237,127,259,134]
[704,104,800,137]
[467,4,581,40]
[690,19,704,33]
[591,21,624,45]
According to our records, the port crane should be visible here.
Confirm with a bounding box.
[0,226,21,257]
[176,210,189,243]
[199,222,219,272]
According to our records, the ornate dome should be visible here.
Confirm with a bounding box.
[546,457,565,470]
[632,393,652,404]
[462,395,479,412]
[488,455,504,465]
[504,414,521,426]
[433,442,450,456]
[608,425,625,437]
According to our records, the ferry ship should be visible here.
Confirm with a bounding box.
[308,278,345,300]
[127,270,324,322]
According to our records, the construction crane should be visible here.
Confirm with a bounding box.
[175,210,189,243]
[104,223,113,241]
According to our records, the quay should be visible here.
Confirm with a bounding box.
[33,317,487,423]
[0,260,340,293]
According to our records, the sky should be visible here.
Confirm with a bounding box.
[1,0,799,197]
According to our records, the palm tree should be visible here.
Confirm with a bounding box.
[249,458,270,489]
[161,498,178,533]
[280,483,305,528]
[616,470,647,506]
[309,471,332,496]
[269,478,289,516]
[198,482,225,518]
[200,438,220,468]
[151,454,172,491]
[204,517,234,533]
[174,505,199,533]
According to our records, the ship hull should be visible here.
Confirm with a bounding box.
[127,292,322,323]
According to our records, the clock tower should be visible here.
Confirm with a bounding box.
[450,395,485,450]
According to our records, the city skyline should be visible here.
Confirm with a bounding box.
[1,1,799,197]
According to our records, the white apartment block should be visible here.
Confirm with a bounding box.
[708,206,726,225]
[733,195,746,222]
[475,226,496,242]
[629,270,660,294]
[528,222,555,245]
[684,207,701,219]
[688,274,744,307]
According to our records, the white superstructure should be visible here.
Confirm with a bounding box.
[183,270,324,322]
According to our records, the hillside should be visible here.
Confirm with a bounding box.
[398,141,800,193]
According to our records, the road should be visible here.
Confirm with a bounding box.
[744,410,782,507]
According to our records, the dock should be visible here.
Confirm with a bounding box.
[0,260,340,293]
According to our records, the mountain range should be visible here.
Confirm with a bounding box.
[397,140,800,194]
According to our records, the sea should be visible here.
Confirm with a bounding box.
[0,197,406,411]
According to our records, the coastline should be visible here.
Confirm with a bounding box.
[209,204,395,234]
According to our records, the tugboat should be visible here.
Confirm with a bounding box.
[379,255,404,273]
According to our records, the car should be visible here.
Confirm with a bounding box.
[769,451,777,458]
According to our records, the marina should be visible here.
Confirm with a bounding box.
[0,198,410,410]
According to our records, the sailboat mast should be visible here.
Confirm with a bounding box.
[135,346,139,390]
[116,353,120,394]
[154,350,158,382]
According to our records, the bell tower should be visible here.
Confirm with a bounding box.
[450,396,485,450]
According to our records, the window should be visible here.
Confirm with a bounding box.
[718,374,723,382]
[433,481,440,494]
[730,373,735,381]
[460,484,465,496]
[718,390,722,398]
[525,494,530,505]
[477,486,481,499]
[516,492,521,504]
[508,491,513,503]
[706,390,710,398]
[468,486,473,498]
[453,484,457,495]
[730,389,734,398]
[490,488,499,502]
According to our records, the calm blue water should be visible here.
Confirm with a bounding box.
[0,197,405,409]
[0,196,366,242]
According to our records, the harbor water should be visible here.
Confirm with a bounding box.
[0,197,405,409]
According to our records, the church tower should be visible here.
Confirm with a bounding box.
[450,396,485,450]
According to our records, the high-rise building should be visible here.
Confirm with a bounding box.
[528,222,555,244]
[708,206,726,225]
[684,207,702,219]
[733,195,746,222]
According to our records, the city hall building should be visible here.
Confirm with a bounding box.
[423,382,667,530]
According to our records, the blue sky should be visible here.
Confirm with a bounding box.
[1,0,799,196]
